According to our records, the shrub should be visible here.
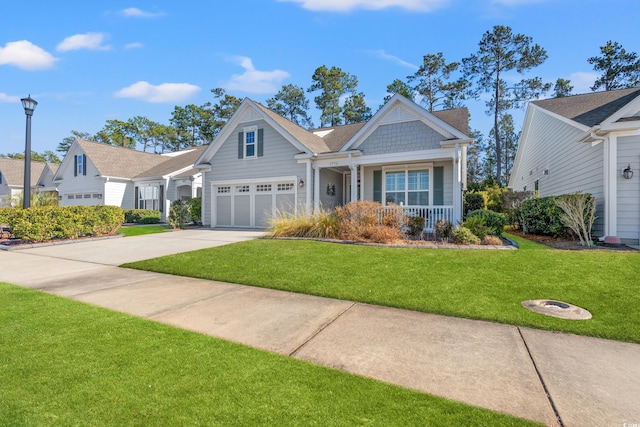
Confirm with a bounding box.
[463,216,492,240]
[186,197,202,225]
[336,201,403,243]
[407,216,425,238]
[452,226,480,245]
[464,192,485,217]
[268,209,339,239]
[556,193,597,247]
[3,205,123,242]
[520,196,567,236]
[482,235,503,246]
[434,219,453,242]
[465,210,507,236]
[502,190,534,227]
[169,200,191,230]
[124,209,161,224]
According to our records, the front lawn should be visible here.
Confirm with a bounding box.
[117,224,171,237]
[0,283,536,426]
[123,235,640,344]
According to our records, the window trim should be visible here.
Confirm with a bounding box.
[244,126,257,159]
[382,164,432,206]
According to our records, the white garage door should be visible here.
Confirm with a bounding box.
[214,181,296,228]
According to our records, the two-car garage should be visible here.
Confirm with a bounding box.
[212,177,298,228]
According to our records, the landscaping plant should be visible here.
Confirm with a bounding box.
[556,193,597,247]
[452,225,481,244]
[168,200,191,230]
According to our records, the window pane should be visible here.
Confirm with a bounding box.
[246,131,255,144]
[386,192,405,205]
[408,191,429,206]
[409,170,429,190]
[385,172,405,191]
[246,144,255,157]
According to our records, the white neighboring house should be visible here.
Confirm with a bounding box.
[0,158,59,207]
[509,87,640,245]
[54,139,206,221]
[195,94,471,230]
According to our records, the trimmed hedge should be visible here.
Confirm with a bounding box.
[519,196,566,236]
[186,197,202,225]
[124,209,161,224]
[465,210,507,237]
[1,205,124,242]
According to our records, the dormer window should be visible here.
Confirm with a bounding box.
[238,127,264,159]
[245,127,256,158]
[74,154,87,176]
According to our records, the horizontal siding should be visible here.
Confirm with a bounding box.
[512,109,605,235]
[203,119,307,225]
[617,136,640,241]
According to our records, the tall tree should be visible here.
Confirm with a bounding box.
[57,130,93,154]
[169,104,214,148]
[553,78,573,98]
[95,119,136,148]
[382,79,416,104]
[266,84,314,128]
[408,53,469,112]
[1,151,61,163]
[489,114,520,185]
[210,88,241,126]
[127,116,161,152]
[342,92,372,124]
[308,65,358,127]
[466,129,484,186]
[463,25,550,182]
[588,41,640,91]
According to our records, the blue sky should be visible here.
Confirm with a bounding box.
[1,0,639,155]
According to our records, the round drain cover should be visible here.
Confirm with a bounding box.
[521,299,592,320]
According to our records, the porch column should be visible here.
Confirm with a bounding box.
[305,160,312,216]
[350,166,358,202]
[314,164,320,213]
[452,142,462,223]
[359,164,365,201]
[604,135,617,237]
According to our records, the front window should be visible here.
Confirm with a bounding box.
[76,155,84,175]
[138,185,159,210]
[384,169,429,206]
[245,128,256,158]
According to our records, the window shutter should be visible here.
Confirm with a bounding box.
[82,154,87,176]
[238,132,243,159]
[74,155,78,177]
[159,185,164,212]
[257,128,264,157]
[434,166,444,205]
[373,170,382,203]
[134,187,139,209]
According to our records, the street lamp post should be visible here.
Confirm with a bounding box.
[21,95,37,209]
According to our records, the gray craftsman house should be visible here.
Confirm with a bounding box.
[195,94,471,230]
[509,87,640,244]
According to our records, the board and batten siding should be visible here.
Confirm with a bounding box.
[358,120,445,155]
[513,109,605,236]
[617,136,640,242]
[105,180,133,208]
[202,119,307,226]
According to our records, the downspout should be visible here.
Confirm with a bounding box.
[453,142,462,223]
[306,160,312,216]
[349,152,357,202]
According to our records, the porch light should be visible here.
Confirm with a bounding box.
[623,164,633,179]
[298,179,304,188]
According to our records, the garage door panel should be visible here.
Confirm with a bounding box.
[234,195,251,226]
[255,194,273,227]
[216,195,232,226]
[276,193,295,214]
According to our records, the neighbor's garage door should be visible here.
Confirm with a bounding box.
[214,181,296,228]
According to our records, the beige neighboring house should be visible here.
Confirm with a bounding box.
[0,158,59,207]
[54,139,206,221]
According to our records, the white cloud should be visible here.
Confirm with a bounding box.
[0,93,20,103]
[567,72,598,94]
[0,40,58,70]
[369,49,418,70]
[114,81,201,103]
[223,56,290,94]
[119,7,165,18]
[125,42,144,49]
[277,0,449,12]
[57,33,111,52]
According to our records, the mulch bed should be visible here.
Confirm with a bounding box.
[507,229,639,252]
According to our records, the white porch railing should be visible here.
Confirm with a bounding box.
[382,205,455,231]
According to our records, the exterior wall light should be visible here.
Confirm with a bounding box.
[623,164,633,180]
[298,179,304,188]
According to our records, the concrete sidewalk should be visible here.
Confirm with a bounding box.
[1,229,639,426]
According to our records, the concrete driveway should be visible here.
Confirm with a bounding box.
[2,228,639,427]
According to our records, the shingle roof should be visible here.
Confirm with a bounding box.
[532,87,640,127]
[77,139,166,178]
[0,158,47,187]
[135,145,208,178]
[311,122,367,152]
[432,107,469,136]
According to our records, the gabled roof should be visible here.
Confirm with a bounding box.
[135,145,207,178]
[311,122,367,152]
[532,87,640,127]
[0,158,48,187]
[73,139,204,180]
[432,108,469,136]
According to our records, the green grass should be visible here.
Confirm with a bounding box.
[123,234,640,344]
[0,283,537,426]
[117,224,171,237]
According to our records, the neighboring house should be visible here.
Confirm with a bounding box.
[195,94,471,230]
[509,87,640,245]
[54,139,206,220]
[0,158,58,207]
